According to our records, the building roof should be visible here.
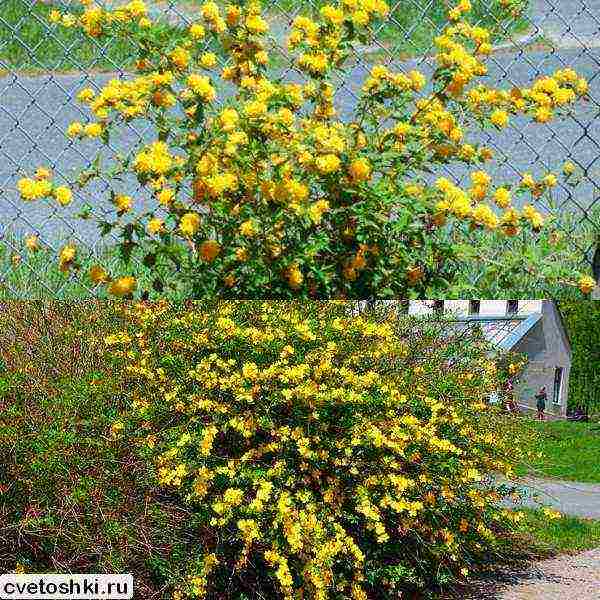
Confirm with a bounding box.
[440,312,544,351]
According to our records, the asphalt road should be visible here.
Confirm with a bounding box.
[1,1,599,248]
[505,476,600,518]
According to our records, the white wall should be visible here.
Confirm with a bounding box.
[408,300,543,316]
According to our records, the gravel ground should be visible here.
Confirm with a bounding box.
[461,548,600,599]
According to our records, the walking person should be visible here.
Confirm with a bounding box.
[506,381,518,414]
[535,386,547,421]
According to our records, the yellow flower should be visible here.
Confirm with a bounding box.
[17,177,51,201]
[235,248,248,262]
[240,220,257,237]
[245,14,269,34]
[244,100,268,119]
[576,78,588,95]
[225,5,241,26]
[315,153,341,174]
[287,264,303,288]
[157,188,175,206]
[61,14,76,27]
[49,10,61,23]
[199,240,221,262]
[67,121,84,137]
[89,264,110,283]
[25,234,39,252]
[562,161,576,176]
[520,172,536,189]
[189,23,206,39]
[147,217,164,234]
[35,166,51,180]
[541,507,562,520]
[470,170,491,187]
[54,186,73,206]
[187,74,216,101]
[579,275,596,295]
[408,69,426,91]
[534,106,553,123]
[219,107,239,131]
[169,46,190,70]
[115,194,133,212]
[200,52,218,69]
[490,109,509,128]
[84,122,103,138]
[58,244,76,272]
[201,1,220,21]
[321,5,345,26]
[348,157,372,182]
[542,173,557,188]
[493,187,511,208]
[77,88,95,103]
[179,212,202,237]
[108,275,137,297]
[308,199,329,224]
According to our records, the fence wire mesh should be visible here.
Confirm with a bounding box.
[0,0,599,298]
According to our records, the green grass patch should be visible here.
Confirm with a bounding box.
[272,0,530,52]
[0,0,186,72]
[1,0,531,74]
[0,232,194,300]
[517,507,600,554]
[518,419,600,483]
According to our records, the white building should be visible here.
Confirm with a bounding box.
[407,300,571,417]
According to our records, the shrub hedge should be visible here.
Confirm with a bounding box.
[556,301,600,413]
[102,301,535,599]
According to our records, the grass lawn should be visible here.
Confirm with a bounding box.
[517,507,600,554]
[0,233,195,300]
[518,419,600,483]
[0,0,186,72]
[271,0,530,52]
[1,0,135,72]
[1,0,530,73]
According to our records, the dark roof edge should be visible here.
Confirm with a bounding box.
[442,314,528,322]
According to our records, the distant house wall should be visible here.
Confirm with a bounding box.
[511,301,571,417]
[409,300,544,316]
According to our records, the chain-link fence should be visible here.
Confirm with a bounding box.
[1,0,599,298]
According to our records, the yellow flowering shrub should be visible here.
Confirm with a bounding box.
[15,0,592,297]
[107,301,534,598]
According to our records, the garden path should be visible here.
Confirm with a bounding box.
[506,476,600,518]
[461,547,600,599]
[531,0,600,49]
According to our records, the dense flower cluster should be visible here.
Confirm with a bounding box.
[16,0,594,297]
[106,301,533,599]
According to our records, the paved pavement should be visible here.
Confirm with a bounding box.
[531,0,600,49]
[506,476,600,518]
[1,1,599,248]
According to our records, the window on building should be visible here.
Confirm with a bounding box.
[398,299,409,314]
[507,300,519,315]
[553,367,564,404]
[469,300,480,315]
[433,300,444,314]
